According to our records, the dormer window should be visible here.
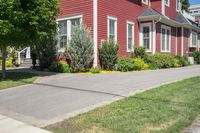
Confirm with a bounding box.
[176,0,181,11]
[165,0,170,7]
[142,0,148,5]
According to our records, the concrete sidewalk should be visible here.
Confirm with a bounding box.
[0,65,199,128]
[0,115,52,133]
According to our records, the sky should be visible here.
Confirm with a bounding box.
[190,0,200,5]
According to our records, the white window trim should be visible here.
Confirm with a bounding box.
[165,0,170,7]
[142,0,148,5]
[107,16,117,42]
[127,21,135,52]
[140,23,152,52]
[161,25,171,53]
[190,30,198,48]
[56,15,83,51]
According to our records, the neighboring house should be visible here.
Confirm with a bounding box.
[189,4,200,24]
[57,0,200,67]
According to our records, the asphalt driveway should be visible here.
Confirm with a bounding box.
[0,65,200,127]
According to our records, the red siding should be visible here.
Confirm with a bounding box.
[183,28,189,55]
[58,0,93,36]
[98,0,148,57]
[165,0,178,20]
[177,28,182,55]
[151,0,162,13]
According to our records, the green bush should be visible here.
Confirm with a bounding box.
[132,47,148,60]
[175,55,190,66]
[99,40,119,70]
[6,58,14,67]
[90,67,101,74]
[132,58,149,71]
[117,58,149,72]
[147,53,176,69]
[117,58,134,72]
[192,51,200,64]
[49,61,71,73]
[67,26,93,72]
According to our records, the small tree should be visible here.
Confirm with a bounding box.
[67,26,93,72]
[182,0,190,12]
[34,35,57,70]
[99,40,119,70]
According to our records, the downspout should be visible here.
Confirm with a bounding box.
[181,27,184,56]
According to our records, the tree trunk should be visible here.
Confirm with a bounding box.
[1,45,6,79]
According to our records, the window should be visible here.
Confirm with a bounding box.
[142,0,148,5]
[165,0,170,7]
[108,16,117,42]
[176,0,181,11]
[161,25,171,52]
[140,23,151,52]
[57,15,82,49]
[127,21,134,52]
[190,31,198,47]
[58,21,68,48]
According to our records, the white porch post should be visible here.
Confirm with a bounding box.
[175,27,178,55]
[152,20,156,54]
[26,47,31,59]
[93,0,98,67]
[181,27,184,56]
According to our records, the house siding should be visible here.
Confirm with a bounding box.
[165,0,177,20]
[98,0,148,57]
[58,0,93,36]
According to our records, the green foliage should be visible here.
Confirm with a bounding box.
[132,58,149,71]
[34,36,57,69]
[132,47,148,60]
[90,67,101,74]
[182,0,190,12]
[117,58,149,72]
[5,58,14,67]
[49,61,71,73]
[192,51,200,64]
[117,58,134,72]
[67,26,93,72]
[99,40,119,70]
[175,55,190,66]
[147,53,179,69]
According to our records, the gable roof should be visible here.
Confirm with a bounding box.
[138,8,162,18]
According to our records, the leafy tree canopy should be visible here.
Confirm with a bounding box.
[182,0,190,12]
[0,0,59,46]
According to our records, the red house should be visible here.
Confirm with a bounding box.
[57,0,200,66]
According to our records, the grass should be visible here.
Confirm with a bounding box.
[0,72,37,90]
[46,77,200,133]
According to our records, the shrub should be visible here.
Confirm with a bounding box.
[147,53,175,69]
[175,55,190,66]
[132,58,149,71]
[99,40,119,70]
[34,35,57,70]
[133,47,148,60]
[117,58,134,72]
[192,51,200,64]
[49,61,71,73]
[6,58,14,67]
[67,26,93,72]
[90,67,101,74]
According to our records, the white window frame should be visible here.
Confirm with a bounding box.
[127,21,135,52]
[161,25,171,53]
[57,15,83,50]
[165,0,170,7]
[190,31,198,48]
[176,0,181,12]
[107,16,117,42]
[140,23,152,52]
[142,0,148,5]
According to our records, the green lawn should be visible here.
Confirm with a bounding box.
[0,72,37,90]
[46,77,200,133]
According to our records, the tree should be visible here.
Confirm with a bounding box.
[0,0,59,78]
[67,26,93,72]
[182,0,190,12]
